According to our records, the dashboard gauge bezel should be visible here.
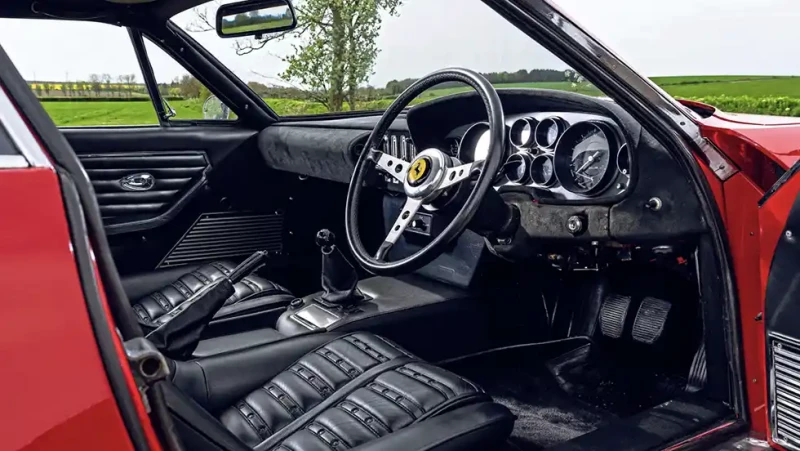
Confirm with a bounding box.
[509,117,538,149]
[534,116,567,149]
[616,143,630,176]
[553,121,619,195]
[503,152,533,184]
[456,121,491,163]
[530,154,557,187]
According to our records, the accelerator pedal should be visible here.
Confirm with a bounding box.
[685,342,708,393]
[632,297,672,344]
[598,294,631,339]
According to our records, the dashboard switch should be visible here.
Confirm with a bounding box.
[566,215,586,236]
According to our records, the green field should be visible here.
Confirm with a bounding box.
[39,75,800,125]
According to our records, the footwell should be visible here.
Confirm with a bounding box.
[476,365,614,449]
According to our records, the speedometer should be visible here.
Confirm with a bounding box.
[553,121,619,195]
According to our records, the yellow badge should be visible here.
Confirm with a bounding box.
[409,158,428,182]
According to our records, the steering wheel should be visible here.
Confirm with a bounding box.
[345,68,505,275]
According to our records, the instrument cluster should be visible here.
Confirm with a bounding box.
[452,112,632,200]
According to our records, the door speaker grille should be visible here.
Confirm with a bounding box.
[771,334,800,449]
[159,212,283,268]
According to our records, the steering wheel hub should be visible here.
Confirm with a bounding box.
[404,149,451,200]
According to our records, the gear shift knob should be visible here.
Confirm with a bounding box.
[315,229,335,250]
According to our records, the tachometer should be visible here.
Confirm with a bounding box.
[554,121,618,195]
[457,122,492,162]
[534,116,567,149]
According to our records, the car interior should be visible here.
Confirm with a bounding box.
[0,0,740,450]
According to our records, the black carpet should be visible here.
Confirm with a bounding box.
[445,340,687,450]
[474,365,614,449]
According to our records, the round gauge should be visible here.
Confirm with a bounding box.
[530,154,556,186]
[509,118,538,148]
[457,122,491,162]
[503,153,533,184]
[554,121,619,194]
[616,143,630,175]
[535,117,567,149]
[446,137,461,156]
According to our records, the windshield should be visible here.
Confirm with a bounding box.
[171,0,593,116]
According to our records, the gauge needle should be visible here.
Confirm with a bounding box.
[575,151,601,174]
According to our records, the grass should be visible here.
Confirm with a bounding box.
[39,75,800,125]
[222,18,293,34]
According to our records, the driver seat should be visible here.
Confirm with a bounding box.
[167,331,514,451]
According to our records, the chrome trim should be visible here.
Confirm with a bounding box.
[0,155,29,168]
[403,148,449,200]
[400,135,408,161]
[391,135,398,158]
[700,138,738,181]
[0,86,52,169]
[119,172,155,192]
[769,332,800,450]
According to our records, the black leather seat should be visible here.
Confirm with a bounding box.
[131,261,295,324]
[168,332,514,451]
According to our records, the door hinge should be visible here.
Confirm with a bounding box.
[124,337,171,413]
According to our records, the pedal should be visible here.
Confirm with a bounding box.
[685,343,707,393]
[598,294,631,339]
[632,297,672,344]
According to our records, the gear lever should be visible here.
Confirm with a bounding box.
[316,229,365,306]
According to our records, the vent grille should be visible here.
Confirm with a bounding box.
[159,212,283,268]
[772,335,800,449]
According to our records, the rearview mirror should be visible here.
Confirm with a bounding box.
[216,0,297,38]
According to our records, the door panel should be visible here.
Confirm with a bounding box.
[62,126,291,276]
[79,151,209,233]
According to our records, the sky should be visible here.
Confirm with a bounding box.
[0,0,798,87]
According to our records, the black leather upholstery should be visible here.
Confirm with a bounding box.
[170,332,514,451]
[193,327,287,358]
[131,261,294,323]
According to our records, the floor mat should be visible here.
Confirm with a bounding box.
[448,347,616,450]
[444,340,687,450]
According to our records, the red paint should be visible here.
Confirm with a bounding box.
[0,168,134,451]
[721,174,768,437]
[661,420,739,451]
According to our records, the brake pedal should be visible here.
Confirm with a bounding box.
[632,297,672,344]
[598,294,631,339]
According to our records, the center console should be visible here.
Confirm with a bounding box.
[193,229,492,360]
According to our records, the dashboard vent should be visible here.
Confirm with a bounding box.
[771,334,800,450]
[158,212,283,268]
[382,132,416,162]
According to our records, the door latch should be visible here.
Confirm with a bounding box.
[120,173,155,191]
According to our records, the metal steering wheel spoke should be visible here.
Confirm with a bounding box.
[438,162,475,190]
[371,149,409,183]
[374,197,423,261]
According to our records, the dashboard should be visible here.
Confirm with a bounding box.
[448,112,631,201]
[260,88,707,243]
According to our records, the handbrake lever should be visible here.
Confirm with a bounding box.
[139,250,276,358]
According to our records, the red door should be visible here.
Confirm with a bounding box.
[0,85,136,450]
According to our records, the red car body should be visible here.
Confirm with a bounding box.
[1,9,799,451]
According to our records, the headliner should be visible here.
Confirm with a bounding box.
[0,0,209,22]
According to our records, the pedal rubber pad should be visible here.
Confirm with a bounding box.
[632,297,672,344]
[598,294,631,339]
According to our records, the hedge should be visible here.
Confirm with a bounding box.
[38,96,185,102]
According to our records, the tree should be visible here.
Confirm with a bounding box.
[90,74,102,97]
[33,84,42,97]
[43,83,52,97]
[190,0,402,112]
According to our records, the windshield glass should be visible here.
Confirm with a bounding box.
[171,0,594,116]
